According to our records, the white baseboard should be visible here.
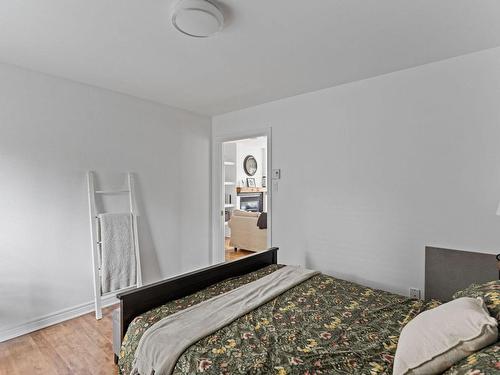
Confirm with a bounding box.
[0,294,119,343]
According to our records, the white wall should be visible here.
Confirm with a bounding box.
[0,63,211,337]
[235,137,267,188]
[213,47,500,297]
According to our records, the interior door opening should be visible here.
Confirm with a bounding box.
[222,136,269,262]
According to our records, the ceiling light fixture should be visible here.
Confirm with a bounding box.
[172,0,224,38]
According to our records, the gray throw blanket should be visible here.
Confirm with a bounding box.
[99,213,136,294]
[131,265,319,375]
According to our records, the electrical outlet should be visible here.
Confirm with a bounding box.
[409,288,421,300]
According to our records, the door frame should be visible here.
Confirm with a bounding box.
[211,127,272,264]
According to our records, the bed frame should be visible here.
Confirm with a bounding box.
[115,247,278,362]
[113,245,499,364]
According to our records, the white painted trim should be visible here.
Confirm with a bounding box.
[211,127,273,264]
[0,294,118,343]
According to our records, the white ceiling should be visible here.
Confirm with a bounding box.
[1,1,500,115]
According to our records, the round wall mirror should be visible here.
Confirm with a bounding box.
[243,155,258,176]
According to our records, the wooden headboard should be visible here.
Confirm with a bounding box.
[425,246,497,301]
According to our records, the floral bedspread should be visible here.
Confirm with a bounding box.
[444,343,500,375]
[119,265,284,374]
[119,265,495,375]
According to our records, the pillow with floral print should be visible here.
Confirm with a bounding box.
[453,280,500,321]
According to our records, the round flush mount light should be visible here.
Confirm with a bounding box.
[172,0,224,38]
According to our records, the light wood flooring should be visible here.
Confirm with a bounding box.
[1,243,252,374]
[225,237,253,261]
[0,306,118,375]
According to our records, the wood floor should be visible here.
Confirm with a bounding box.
[1,244,252,374]
[225,237,254,261]
[0,306,118,375]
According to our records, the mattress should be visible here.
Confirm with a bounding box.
[118,265,500,374]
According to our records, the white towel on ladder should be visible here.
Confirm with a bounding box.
[98,213,137,294]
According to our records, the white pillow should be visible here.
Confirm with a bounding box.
[393,297,498,375]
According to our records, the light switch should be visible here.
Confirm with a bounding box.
[272,169,281,179]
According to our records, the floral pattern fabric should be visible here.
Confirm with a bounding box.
[453,280,500,322]
[119,266,497,375]
[443,343,500,375]
[119,265,284,374]
[445,280,500,375]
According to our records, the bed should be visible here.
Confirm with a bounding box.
[115,248,500,375]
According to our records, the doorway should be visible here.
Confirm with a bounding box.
[212,131,272,263]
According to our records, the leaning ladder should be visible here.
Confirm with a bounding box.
[87,171,143,319]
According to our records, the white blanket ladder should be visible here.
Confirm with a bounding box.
[87,171,143,319]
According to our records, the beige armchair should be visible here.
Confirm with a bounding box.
[228,210,267,252]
